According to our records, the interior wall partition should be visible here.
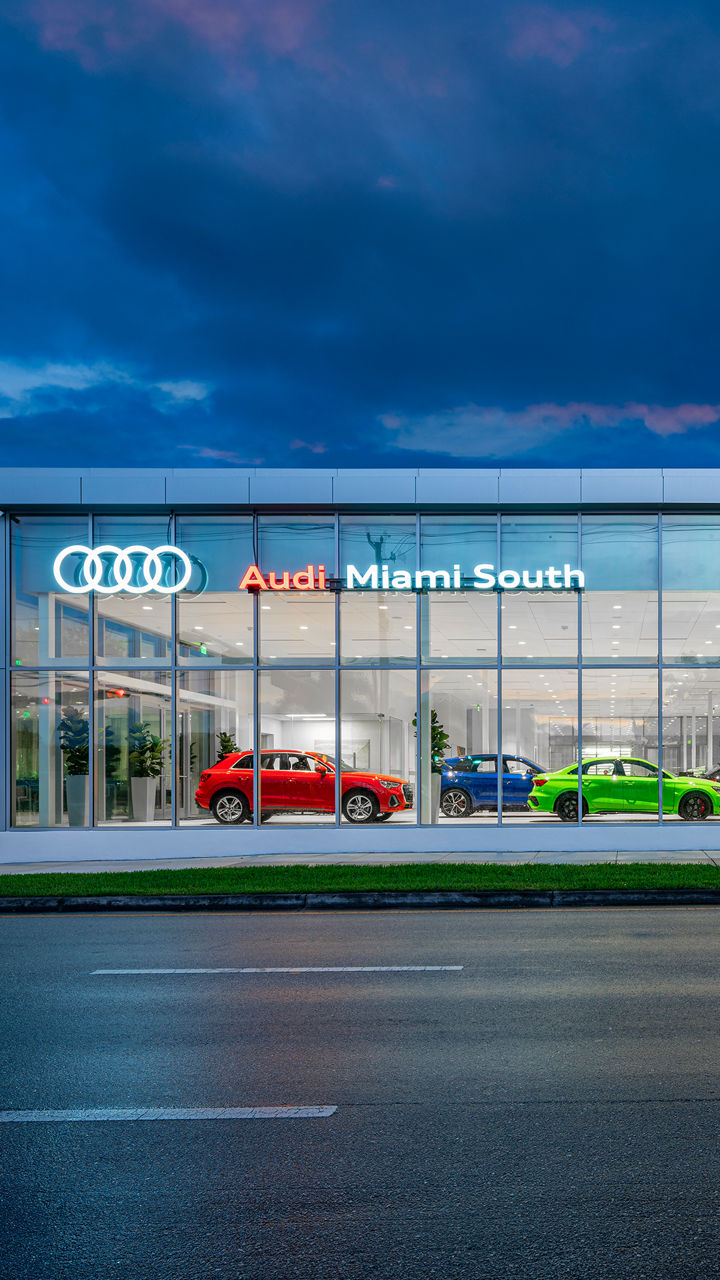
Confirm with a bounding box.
[6,509,720,831]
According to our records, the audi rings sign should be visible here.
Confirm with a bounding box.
[53,545,193,595]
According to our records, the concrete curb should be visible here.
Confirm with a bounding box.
[4,888,720,912]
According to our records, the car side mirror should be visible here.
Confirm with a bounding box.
[315,765,327,776]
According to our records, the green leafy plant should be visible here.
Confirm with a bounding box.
[216,729,239,760]
[128,721,169,778]
[58,706,89,776]
[412,709,450,774]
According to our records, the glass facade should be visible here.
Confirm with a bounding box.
[7,506,720,832]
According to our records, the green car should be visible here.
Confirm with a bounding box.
[528,756,720,822]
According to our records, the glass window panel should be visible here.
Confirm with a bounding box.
[11,672,90,827]
[258,518,335,577]
[501,516,578,574]
[11,517,90,666]
[177,670,253,824]
[94,670,171,824]
[501,670,579,823]
[662,671,720,814]
[501,593,577,664]
[419,670,498,824]
[663,517,720,590]
[340,517,416,582]
[662,592,720,664]
[340,592,416,664]
[259,671,336,825]
[582,590,658,664]
[259,593,335,664]
[420,517,496,582]
[340,670,416,824]
[582,517,658,590]
[94,518,172,665]
[580,670,658,821]
[177,518,254,664]
[421,591,497,664]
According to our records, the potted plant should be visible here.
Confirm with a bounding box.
[128,721,169,822]
[216,729,239,760]
[58,706,89,827]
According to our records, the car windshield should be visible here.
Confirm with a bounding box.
[322,755,357,772]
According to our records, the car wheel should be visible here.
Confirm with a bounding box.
[679,792,710,821]
[210,790,249,824]
[441,788,473,818]
[556,792,580,822]
[342,790,379,824]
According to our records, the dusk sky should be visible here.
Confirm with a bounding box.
[1,0,720,469]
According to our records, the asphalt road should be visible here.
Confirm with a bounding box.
[2,909,720,1279]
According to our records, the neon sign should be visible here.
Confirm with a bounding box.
[237,562,584,591]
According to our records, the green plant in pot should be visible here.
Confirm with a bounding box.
[216,729,239,760]
[128,721,169,822]
[58,706,89,827]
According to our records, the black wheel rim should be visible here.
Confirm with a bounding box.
[558,796,578,821]
[442,789,469,817]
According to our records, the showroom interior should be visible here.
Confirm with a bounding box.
[4,466,720,860]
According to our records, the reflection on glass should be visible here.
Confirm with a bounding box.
[580,670,658,820]
[340,670,416,824]
[94,670,171,824]
[340,517,415,581]
[662,519,720,665]
[421,591,497,664]
[94,519,172,664]
[420,518,496,580]
[177,670,253,823]
[259,593,335,664]
[341,592,415,664]
[177,517,254,664]
[11,518,90,666]
[501,670,579,822]
[582,591,657,664]
[500,593,577,664]
[11,672,90,827]
[420,670,498,824]
[259,671,336,824]
[258,518,335,578]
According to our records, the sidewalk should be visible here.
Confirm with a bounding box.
[1,849,717,875]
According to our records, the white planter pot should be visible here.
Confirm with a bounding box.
[131,776,158,823]
[65,774,89,827]
[431,772,442,824]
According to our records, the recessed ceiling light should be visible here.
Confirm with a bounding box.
[299,625,308,631]
[613,604,622,610]
[142,605,153,611]
[706,640,713,645]
[404,625,412,630]
[508,625,517,630]
[379,605,388,610]
[261,605,271,611]
[269,654,277,659]
[194,626,203,631]
[518,641,526,646]
[235,642,244,646]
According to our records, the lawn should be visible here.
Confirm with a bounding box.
[1,861,720,898]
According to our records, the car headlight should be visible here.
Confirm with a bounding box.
[379,780,399,790]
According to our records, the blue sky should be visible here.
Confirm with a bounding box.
[1,0,720,469]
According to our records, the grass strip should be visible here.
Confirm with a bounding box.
[1,861,720,898]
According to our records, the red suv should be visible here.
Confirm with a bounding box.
[195,750,414,824]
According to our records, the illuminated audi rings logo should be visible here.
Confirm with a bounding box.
[53,544,193,595]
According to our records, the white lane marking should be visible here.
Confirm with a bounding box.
[0,1106,337,1123]
[91,965,464,975]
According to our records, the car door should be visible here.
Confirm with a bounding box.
[285,752,327,810]
[619,759,660,812]
[581,759,623,812]
[502,757,536,808]
[259,752,285,810]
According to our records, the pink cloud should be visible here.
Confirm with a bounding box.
[508,5,615,67]
[25,0,328,72]
[290,438,327,453]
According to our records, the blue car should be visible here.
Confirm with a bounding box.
[440,754,544,818]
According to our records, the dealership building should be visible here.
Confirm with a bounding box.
[3,464,720,863]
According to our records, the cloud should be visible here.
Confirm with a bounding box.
[0,359,212,418]
[382,402,720,458]
[507,5,615,67]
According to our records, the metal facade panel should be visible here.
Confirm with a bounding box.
[0,468,82,506]
[81,469,167,505]
[499,469,581,503]
[250,469,334,505]
[662,469,720,504]
[332,470,417,504]
[165,469,251,504]
[581,469,663,503]
[415,469,500,504]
